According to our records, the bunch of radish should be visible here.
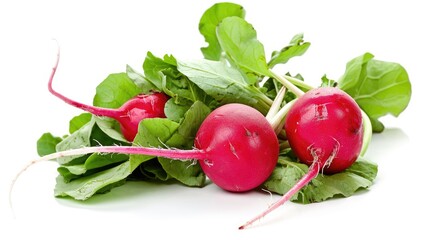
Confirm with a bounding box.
[10,2,411,231]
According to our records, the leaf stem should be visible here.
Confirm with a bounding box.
[268,99,297,133]
[266,86,286,121]
[269,70,305,97]
[283,75,314,91]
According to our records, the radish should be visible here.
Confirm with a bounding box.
[16,103,279,192]
[239,86,364,229]
[49,49,169,142]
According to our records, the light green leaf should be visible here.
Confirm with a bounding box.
[54,161,133,200]
[55,119,96,165]
[177,59,272,114]
[199,2,245,60]
[159,101,210,186]
[93,72,142,108]
[143,51,175,90]
[263,158,378,204]
[268,33,311,68]
[164,98,191,122]
[216,16,271,82]
[129,118,180,171]
[69,113,92,134]
[338,53,412,132]
[126,64,157,93]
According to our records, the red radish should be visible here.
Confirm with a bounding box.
[239,87,363,229]
[48,50,169,141]
[16,103,279,192]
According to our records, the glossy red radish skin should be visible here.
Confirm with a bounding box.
[195,103,279,192]
[13,103,279,193]
[285,87,363,174]
[239,87,363,229]
[113,92,168,141]
[48,48,168,142]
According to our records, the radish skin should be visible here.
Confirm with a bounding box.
[11,103,279,202]
[239,87,363,229]
[48,47,168,141]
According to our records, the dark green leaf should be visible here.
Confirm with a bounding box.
[199,2,245,60]
[37,133,63,157]
[94,117,128,143]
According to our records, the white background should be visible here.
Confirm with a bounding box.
[1,0,427,239]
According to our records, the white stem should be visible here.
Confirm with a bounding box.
[266,86,286,121]
[268,99,297,131]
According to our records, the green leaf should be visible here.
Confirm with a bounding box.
[164,98,191,122]
[37,133,63,157]
[263,157,378,204]
[126,64,157,93]
[69,113,92,134]
[129,118,180,172]
[177,59,272,114]
[54,161,133,200]
[55,119,96,165]
[268,33,311,68]
[216,16,271,82]
[337,53,412,132]
[57,164,87,182]
[93,72,142,108]
[94,117,128,143]
[199,2,245,60]
[57,153,129,182]
[144,52,213,106]
[143,51,175,90]
[84,153,129,170]
[159,101,210,186]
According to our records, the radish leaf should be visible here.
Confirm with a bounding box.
[338,53,412,132]
[268,33,311,68]
[199,2,245,60]
[177,59,272,114]
[36,133,63,157]
[216,16,271,83]
[263,157,378,203]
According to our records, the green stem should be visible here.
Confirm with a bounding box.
[283,75,314,91]
[269,70,305,97]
